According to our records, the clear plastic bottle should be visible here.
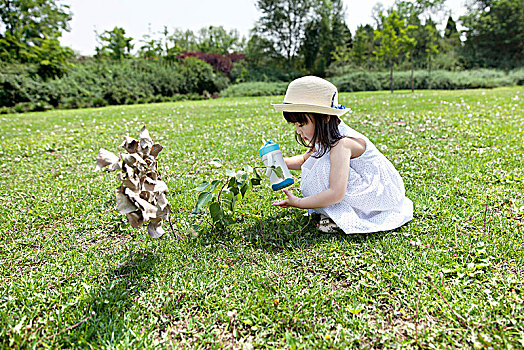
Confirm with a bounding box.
[258,140,294,191]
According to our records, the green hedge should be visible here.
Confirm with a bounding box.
[330,69,523,92]
[0,58,229,113]
[219,69,523,99]
[3,65,523,113]
[219,81,288,97]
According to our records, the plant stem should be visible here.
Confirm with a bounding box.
[484,195,490,235]
[217,180,229,202]
[298,214,312,233]
[167,215,180,239]
[416,279,421,345]
[426,275,468,328]
[38,313,94,344]
[260,209,264,234]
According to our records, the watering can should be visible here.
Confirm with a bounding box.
[258,140,294,191]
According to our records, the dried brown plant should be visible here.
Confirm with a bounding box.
[96,126,170,238]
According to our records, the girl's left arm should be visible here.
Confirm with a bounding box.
[273,138,354,209]
[284,150,312,171]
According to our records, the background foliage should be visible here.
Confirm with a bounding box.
[1,0,523,112]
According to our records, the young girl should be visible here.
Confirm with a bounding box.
[271,76,413,234]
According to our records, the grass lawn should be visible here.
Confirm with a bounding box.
[1,87,523,348]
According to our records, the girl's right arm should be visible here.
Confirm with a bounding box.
[284,151,312,171]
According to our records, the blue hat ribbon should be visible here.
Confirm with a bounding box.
[331,92,345,110]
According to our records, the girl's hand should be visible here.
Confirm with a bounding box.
[272,189,302,208]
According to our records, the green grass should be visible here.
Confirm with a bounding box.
[1,87,523,348]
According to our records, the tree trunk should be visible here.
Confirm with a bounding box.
[390,60,394,93]
[411,53,414,93]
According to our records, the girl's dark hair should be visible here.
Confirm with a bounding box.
[283,112,343,158]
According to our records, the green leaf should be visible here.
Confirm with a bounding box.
[222,215,235,226]
[251,178,261,186]
[209,202,224,222]
[221,192,236,212]
[193,192,213,213]
[348,307,364,315]
[209,180,221,192]
[228,176,237,189]
[271,165,284,179]
[193,181,210,192]
[240,182,249,198]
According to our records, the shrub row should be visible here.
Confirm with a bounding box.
[219,69,523,99]
[0,58,228,113]
[2,65,522,113]
[330,69,524,92]
[219,81,288,97]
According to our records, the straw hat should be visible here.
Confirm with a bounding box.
[272,76,348,116]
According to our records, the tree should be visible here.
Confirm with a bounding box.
[0,0,73,78]
[439,15,461,70]
[423,19,439,75]
[404,26,417,92]
[301,0,351,76]
[331,0,353,52]
[393,0,446,19]
[244,32,282,81]
[371,3,386,28]
[0,0,71,58]
[138,26,164,59]
[166,28,198,56]
[302,18,324,73]
[33,36,73,78]
[373,11,412,93]
[254,0,314,64]
[329,27,353,69]
[444,15,460,44]
[96,27,134,60]
[197,26,245,55]
[392,0,450,71]
[461,0,524,69]
[350,24,375,68]
[245,33,279,66]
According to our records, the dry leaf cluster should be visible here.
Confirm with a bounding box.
[95,126,170,238]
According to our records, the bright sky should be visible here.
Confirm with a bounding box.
[59,0,468,55]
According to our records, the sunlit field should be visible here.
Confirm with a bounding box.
[1,87,523,348]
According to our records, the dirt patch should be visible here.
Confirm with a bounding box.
[361,304,443,348]
[493,259,523,277]
[150,312,255,349]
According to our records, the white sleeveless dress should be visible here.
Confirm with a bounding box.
[300,121,413,234]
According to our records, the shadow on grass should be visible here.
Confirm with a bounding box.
[64,249,158,347]
[196,209,392,253]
